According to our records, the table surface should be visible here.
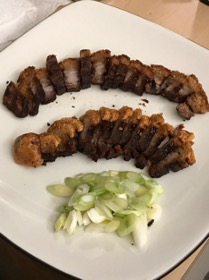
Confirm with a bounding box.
[1,1,209,279]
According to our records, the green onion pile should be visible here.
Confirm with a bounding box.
[47,171,163,248]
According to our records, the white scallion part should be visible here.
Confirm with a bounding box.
[76,210,83,226]
[85,222,106,233]
[132,214,148,248]
[64,210,78,236]
[47,170,163,249]
[105,220,120,233]
[54,213,67,232]
[87,208,106,224]
[147,204,162,221]
[82,212,91,226]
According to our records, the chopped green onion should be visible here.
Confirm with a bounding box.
[47,170,163,249]
[47,184,73,197]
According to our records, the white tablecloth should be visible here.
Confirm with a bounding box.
[0,0,71,51]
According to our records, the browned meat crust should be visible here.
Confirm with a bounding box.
[46,55,66,95]
[80,49,92,89]
[13,106,195,178]
[3,49,209,119]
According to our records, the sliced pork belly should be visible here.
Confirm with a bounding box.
[91,49,111,85]
[102,55,130,90]
[145,64,171,95]
[17,66,45,116]
[35,68,56,104]
[133,63,152,96]
[59,58,81,92]
[176,102,194,120]
[46,55,66,95]
[148,142,195,178]
[3,81,28,118]
[80,49,92,89]
[160,71,194,103]
[121,60,142,92]
[186,90,209,114]
[143,123,173,157]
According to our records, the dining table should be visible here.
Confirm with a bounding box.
[0,0,209,279]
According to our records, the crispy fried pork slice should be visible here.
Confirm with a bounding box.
[47,117,83,154]
[59,58,81,92]
[186,89,209,114]
[3,82,28,118]
[176,102,194,120]
[17,66,45,116]
[148,126,195,177]
[80,49,92,89]
[35,68,56,104]
[13,117,84,167]
[46,55,66,95]
[120,60,142,92]
[102,55,130,90]
[123,113,165,165]
[145,65,171,95]
[133,62,152,96]
[13,133,43,167]
[160,71,194,103]
[143,123,173,157]
[113,55,130,88]
[148,142,196,178]
[91,50,111,85]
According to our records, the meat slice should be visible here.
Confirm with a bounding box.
[143,123,173,157]
[160,71,194,103]
[91,49,111,85]
[47,117,83,152]
[145,65,171,95]
[102,55,130,90]
[186,90,209,114]
[148,142,195,178]
[176,102,194,120]
[97,121,116,159]
[46,55,66,95]
[80,49,92,89]
[59,58,81,92]
[121,60,141,92]
[13,133,43,167]
[35,68,56,104]
[112,55,130,88]
[133,63,152,96]
[3,82,28,118]
[17,66,45,116]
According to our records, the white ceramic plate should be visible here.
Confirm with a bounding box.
[0,1,209,279]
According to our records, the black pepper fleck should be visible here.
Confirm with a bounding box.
[6,81,9,84]
[141,98,149,104]
[148,219,154,227]
[47,122,51,126]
